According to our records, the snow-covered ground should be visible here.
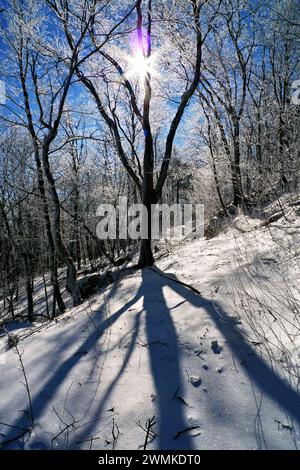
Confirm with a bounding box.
[1,197,300,450]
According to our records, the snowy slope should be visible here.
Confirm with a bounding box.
[1,200,300,450]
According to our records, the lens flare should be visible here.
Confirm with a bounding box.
[127,51,155,80]
[124,29,157,81]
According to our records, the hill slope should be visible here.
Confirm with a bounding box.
[1,198,300,450]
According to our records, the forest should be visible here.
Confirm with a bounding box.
[0,0,300,456]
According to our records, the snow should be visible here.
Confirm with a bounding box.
[1,200,300,450]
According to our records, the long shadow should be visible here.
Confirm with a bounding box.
[74,266,300,449]
[143,269,193,449]
[71,269,192,449]
[0,279,134,448]
[69,309,143,448]
[152,268,300,429]
[2,267,300,450]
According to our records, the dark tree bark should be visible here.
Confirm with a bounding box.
[232,117,243,207]
[137,0,155,267]
[42,143,81,307]
[57,0,214,268]
[19,52,66,315]
[25,274,34,322]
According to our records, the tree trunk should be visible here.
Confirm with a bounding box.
[34,149,66,314]
[256,110,263,173]
[42,145,81,307]
[19,58,66,314]
[26,277,34,322]
[137,171,155,267]
[279,113,288,190]
[71,149,81,270]
[51,267,65,316]
[138,239,154,268]
[137,96,155,267]
[66,263,81,304]
[232,117,244,207]
[42,274,50,318]
[138,185,154,268]
[206,118,227,212]
[137,4,155,269]
[23,253,34,322]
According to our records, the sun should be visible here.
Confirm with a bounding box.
[125,51,156,81]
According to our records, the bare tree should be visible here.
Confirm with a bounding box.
[51,0,220,266]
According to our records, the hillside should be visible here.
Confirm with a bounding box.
[1,196,300,450]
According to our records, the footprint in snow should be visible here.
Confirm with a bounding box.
[190,376,202,387]
[211,340,222,354]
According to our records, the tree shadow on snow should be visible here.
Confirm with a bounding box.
[66,268,193,450]
[2,267,300,450]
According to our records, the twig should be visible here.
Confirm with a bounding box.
[112,418,120,450]
[10,334,34,427]
[0,428,31,448]
[137,416,157,450]
[174,425,200,440]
